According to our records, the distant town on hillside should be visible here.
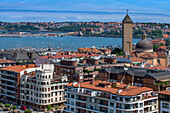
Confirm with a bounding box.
[0,21,169,38]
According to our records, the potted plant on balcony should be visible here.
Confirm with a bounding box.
[47,105,52,112]
[54,105,59,111]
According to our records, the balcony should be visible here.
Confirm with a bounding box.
[0,78,15,82]
[98,103,108,107]
[0,88,15,93]
[142,96,157,100]
[76,97,86,101]
[76,105,105,113]
[51,81,68,84]
[76,103,86,108]
[0,83,15,88]
[1,92,15,98]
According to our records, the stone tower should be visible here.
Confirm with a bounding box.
[122,11,133,53]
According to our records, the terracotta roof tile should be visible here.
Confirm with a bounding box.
[67,80,153,96]
[159,90,170,95]
[130,57,146,62]
[0,64,37,72]
[0,59,16,63]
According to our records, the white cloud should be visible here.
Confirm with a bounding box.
[0,10,169,23]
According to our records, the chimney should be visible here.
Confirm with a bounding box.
[32,71,36,75]
[24,71,27,74]
[78,83,81,88]
[90,81,93,85]
[125,83,131,89]
[73,82,77,86]
[117,89,122,93]
[113,58,117,63]
[29,52,33,59]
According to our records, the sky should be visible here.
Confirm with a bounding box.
[0,0,170,23]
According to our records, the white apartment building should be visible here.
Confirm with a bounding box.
[0,64,39,104]
[158,90,170,113]
[64,80,158,113]
[20,64,68,112]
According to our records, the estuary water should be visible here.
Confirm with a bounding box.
[0,36,141,50]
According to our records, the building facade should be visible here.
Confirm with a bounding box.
[64,80,158,113]
[55,58,131,82]
[0,64,38,104]
[158,90,170,113]
[98,66,170,91]
[122,13,133,53]
[20,64,68,112]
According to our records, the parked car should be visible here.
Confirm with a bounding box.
[20,106,27,110]
[3,109,8,111]
[28,108,33,112]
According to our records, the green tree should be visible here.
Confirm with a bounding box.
[133,29,143,36]
[83,69,90,73]
[166,39,170,46]
[0,104,3,108]
[111,48,122,54]
[11,105,17,111]
[47,105,52,111]
[119,52,123,56]
[153,44,160,52]
[5,104,10,109]
[54,105,59,110]
[160,43,165,46]
[24,110,31,113]
[151,30,163,37]
[94,68,98,71]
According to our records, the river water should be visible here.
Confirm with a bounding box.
[0,36,141,50]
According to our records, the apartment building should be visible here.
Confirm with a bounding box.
[64,80,158,113]
[0,58,16,67]
[55,57,131,82]
[99,66,170,91]
[158,90,170,113]
[20,64,68,112]
[0,64,38,104]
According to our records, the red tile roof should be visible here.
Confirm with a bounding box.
[0,59,16,63]
[41,53,99,59]
[159,90,170,95]
[130,57,146,62]
[67,80,153,96]
[0,64,37,72]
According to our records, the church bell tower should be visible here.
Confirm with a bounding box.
[122,10,133,53]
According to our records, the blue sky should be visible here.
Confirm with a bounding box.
[0,0,170,22]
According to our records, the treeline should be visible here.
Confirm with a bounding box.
[133,29,163,37]
[47,25,100,32]
[145,23,170,28]
[3,25,39,31]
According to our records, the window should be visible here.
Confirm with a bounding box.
[112,96,116,100]
[140,103,143,107]
[71,101,74,105]
[110,103,114,107]
[110,110,114,113]
[125,98,130,102]
[162,103,169,108]
[71,95,74,99]
[41,82,46,85]
[71,108,74,112]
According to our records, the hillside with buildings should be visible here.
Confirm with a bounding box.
[0,21,169,38]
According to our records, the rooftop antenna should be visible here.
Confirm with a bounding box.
[126,9,129,14]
